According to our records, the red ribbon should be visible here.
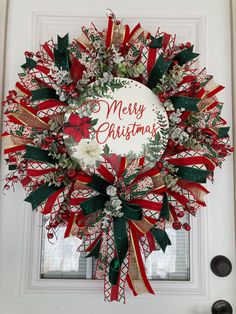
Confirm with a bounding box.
[37,99,67,111]
[64,212,76,237]
[105,16,114,48]
[162,33,171,50]
[167,155,216,171]
[207,85,224,98]
[97,163,115,184]
[130,224,155,295]
[27,166,56,177]
[4,145,25,154]
[147,48,157,76]
[41,187,66,214]
[21,176,32,187]
[129,198,162,211]
[42,42,54,61]
[15,82,31,96]
[85,233,102,253]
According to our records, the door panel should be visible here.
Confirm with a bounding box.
[0,0,235,313]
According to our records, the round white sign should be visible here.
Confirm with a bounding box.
[64,78,169,167]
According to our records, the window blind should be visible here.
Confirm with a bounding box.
[41,220,190,281]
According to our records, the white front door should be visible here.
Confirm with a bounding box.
[0,0,235,313]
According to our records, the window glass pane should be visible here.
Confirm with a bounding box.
[41,229,88,279]
[41,223,190,281]
[146,228,190,280]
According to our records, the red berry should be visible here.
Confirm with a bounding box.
[159,94,165,102]
[116,20,121,25]
[182,223,191,231]
[45,137,53,144]
[156,161,163,170]
[36,52,41,58]
[186,206,196,215]
[46,225,51,230]
[51,221,59,228]
[11,175,18,183]
[219,150,227,157]
[57,175,65,183]
[67,169,77,178]
[4,184,10,190]
[25,51,34,58]
[58,146,67,154]
[68,85,75,92]
[47,233,54,239]
[41,144,48,150]
[9,90,17,97]
[172,221,182,230]
[177,211,185,218]
[61,85,68,91]
[185,42,191,48]
[172,60,178,66]
[179,43,185,49]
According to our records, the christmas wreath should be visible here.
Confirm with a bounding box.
[2,12,233,303]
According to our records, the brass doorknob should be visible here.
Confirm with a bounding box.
[211,300,233,314]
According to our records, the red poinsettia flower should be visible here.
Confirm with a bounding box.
[64,113,91,142]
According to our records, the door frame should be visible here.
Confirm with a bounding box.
[230,0,236,229]
[0,0,235,301]
[0,0,8,124]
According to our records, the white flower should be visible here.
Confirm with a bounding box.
[171,127,183,139]
[55,70,71,84]
[163,99,174,111]
[178,131,189,144]
[100,72,113,84]
[169,112,182,124]
[55,87,68,101]
[106,185,117,197]
[104,202,113,213]
[113,54,124,64]
[73,139,101,166]
[112,210,124,218]
[59,92,67,102]
[110,196,122,209]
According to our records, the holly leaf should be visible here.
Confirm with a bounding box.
[159,193,170,220]
[150,228,171,252]
[91,118,98,126]
[103,144,110,155]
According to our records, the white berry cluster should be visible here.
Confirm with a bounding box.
[104,185,124,218]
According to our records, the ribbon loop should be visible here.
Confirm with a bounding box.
[54,34,70,70]
[122,202,142,221]
[108,217,128,285]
